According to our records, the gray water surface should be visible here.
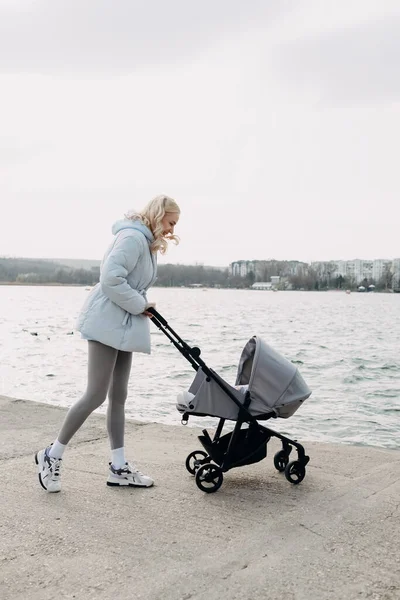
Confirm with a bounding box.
[0,286,399,449]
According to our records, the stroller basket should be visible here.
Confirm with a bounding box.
[199,425,270,468]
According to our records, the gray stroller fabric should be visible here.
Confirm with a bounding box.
[178,336,311,421]
[235,337,311,418]
[184,369,246,420]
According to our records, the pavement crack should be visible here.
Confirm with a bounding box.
[299,523,324,537]
[75,436,109,444]
[385,502,400,520]
[365,477,400,498]
[1,555,17,563]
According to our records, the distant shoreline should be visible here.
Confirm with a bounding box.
[0,282,88,287]
[0,281,398,293]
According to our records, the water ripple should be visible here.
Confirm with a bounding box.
[0,287,399,449]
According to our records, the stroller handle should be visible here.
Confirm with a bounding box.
[147,306,168,327]
[147,306,208,373]
[146,307,259,424]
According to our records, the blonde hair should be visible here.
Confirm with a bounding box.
[125,195,180,254]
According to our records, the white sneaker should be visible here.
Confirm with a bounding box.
[107,462,154,488]
[35,447,62,493]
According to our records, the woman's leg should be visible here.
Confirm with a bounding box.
[106,349,133,453]
[56,341,119,446]
[105,351,153,487]
[36,341,119,492]
[107,350,154,487]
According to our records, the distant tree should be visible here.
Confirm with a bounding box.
[226,275,248,289]
[335,275,344,289]
[378,264,393,290]
[325,262,337,289]
[0,257,100,285]
[361,277,369,288]
[245,271,255,287]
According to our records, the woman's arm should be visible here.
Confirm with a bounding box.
[100,232,148,315]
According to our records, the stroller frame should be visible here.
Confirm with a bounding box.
[149,308,310,493]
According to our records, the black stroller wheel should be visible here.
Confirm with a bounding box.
[284,460,306,484]
[185,450,208,475]
[195,463,223,493]
[273,450,289,472]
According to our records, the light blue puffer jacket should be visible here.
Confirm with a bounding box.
[76,219,158,353]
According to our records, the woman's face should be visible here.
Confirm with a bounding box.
[161,212,179,236]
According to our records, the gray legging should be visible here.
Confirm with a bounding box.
[57,341,132,449]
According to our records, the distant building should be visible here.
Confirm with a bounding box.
[270,275,280,287]
[335,261,347,278]
[323,258,393,284]
[251,282,272,290]
[392,258,400,289]
[230,260,306,279]
[372,259,392,283]
[231,258,400,287]
[230,260,256,277]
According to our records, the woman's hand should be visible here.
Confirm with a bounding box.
[143,302,156,317]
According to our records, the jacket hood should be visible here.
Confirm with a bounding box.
[111,219,154,242]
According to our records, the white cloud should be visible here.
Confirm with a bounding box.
[1,1,399,266]
[0,0,286,74]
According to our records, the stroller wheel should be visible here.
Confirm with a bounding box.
[284,460,306,484]
[185,450,208,475]
[195,463,224,493]
[273,450,290,472]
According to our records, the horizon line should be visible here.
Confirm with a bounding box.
[1,255,400,267]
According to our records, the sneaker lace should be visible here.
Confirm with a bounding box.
[125,462,143,476]
[49,457,61,479]
[110,462,143,477]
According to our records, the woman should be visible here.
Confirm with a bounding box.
[35,195,180,492]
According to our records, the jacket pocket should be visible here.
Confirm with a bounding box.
[122,312,130,326]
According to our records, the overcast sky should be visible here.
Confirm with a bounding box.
[1,0,399,266]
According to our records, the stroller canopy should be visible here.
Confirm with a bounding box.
[180,336,312,421]
[235,336,311,418]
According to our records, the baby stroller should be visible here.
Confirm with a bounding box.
[149,308,312,493]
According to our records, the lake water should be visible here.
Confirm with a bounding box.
[0,286,399,449]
